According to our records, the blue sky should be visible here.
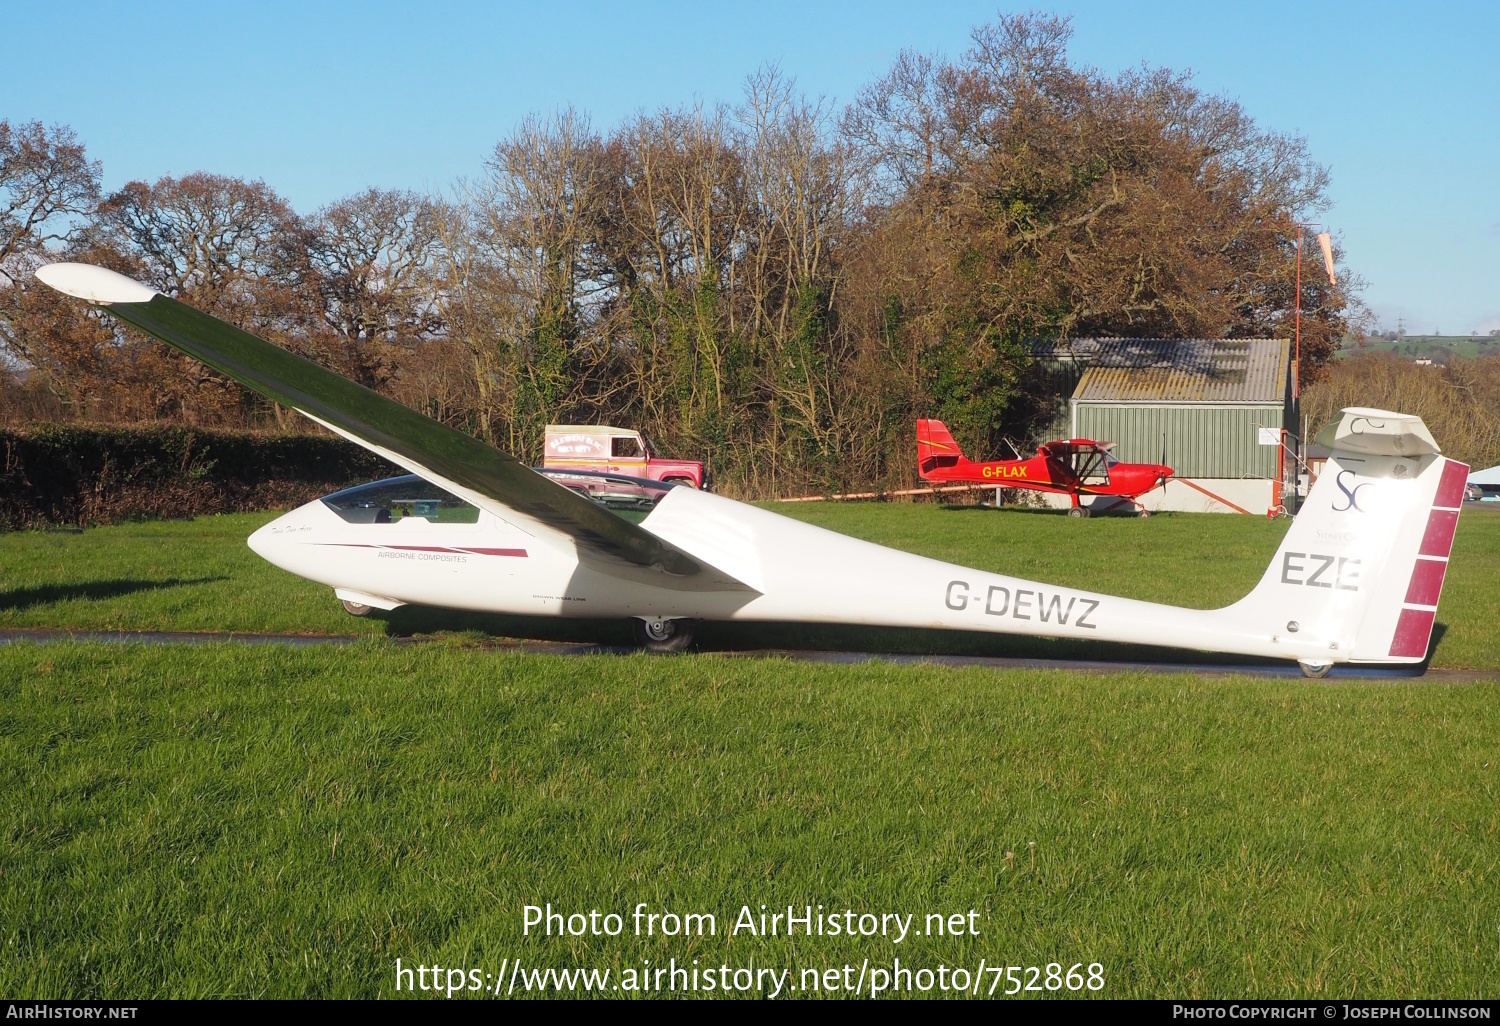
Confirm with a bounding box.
[4,1,1495,333]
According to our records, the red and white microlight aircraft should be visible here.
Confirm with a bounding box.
[917,419,1171,517]
[35,262,1465,676]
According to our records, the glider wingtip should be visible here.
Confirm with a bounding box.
[34,262,158,305]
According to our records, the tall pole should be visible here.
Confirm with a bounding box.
[1293,225,1303,401]
[1286,224,1305,515]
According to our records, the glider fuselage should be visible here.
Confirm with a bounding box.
[249,447,1461,670]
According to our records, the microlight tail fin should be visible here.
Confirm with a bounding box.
[1227,408,1465,666]
[916,420,970,480]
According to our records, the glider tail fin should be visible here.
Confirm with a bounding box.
[916,419,969,480]
[1229,408,1465,666]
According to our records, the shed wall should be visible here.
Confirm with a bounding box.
[1072,403,1282,479]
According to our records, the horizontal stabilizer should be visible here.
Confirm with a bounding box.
[1314,407,1440,458]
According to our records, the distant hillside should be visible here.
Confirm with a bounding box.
[1338,335,1500,362]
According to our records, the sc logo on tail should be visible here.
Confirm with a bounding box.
[1331,470,1371,513]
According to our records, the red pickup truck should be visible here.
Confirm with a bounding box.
[542,425,707,489]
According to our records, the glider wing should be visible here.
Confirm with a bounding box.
[34,262,749,591]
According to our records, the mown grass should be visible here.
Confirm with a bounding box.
[1,503,1496,668]
[0,644,1495,998]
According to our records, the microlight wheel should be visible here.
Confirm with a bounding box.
[1298,659,1334,679]
[632,617,697,653]
[1138,509,1152,518]
[1067,506,1090,519]
[341,599,373,617]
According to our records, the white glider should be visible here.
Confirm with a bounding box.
[35,262,1466,675]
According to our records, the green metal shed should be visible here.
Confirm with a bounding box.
[1067,339,1291,480]
[1015,339,1293,513]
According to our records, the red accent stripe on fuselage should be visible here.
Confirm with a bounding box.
[314,543,527,557]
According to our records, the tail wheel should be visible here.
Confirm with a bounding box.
[1067,506,1090,519]
[632,617,697,653]
[341,599,373,617]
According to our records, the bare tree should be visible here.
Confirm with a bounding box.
[0,121,100,286]
[308,188,443,347]
[91,173,313,423]
[606,104,746,433]
[96,172,302,302]
[439,110,616,455]
[842,50,948,197]
[301,188,446,392]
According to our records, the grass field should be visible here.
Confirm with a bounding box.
[1,644,1496,998]
[1,502,1497,668]
[1,504,1498,999]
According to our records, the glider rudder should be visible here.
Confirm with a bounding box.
[1225,408,1461,669]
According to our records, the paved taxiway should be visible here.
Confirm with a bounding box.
[1,629,1493,682]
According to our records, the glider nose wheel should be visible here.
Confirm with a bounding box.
[632,617,697,653]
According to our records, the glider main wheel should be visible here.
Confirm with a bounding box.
[1067,506,1090,519]
[1298,659,1334,679]
[632,617,697,653]
[341,599,373,617]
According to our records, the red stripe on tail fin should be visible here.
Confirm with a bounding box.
[1403,558,1446,607]
[1418,509,1459,558]
[1434,459,1468,508]
[1388,457,1467,659]
[1389,608,1436,658]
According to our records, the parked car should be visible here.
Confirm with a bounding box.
[1465,483,1484,502]
[542,425,708,489]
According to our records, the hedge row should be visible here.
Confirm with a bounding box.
[0,426,400,529]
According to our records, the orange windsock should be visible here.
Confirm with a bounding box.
[1317,232,1336,285]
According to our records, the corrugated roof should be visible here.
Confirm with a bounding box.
[1064,338,1290,403]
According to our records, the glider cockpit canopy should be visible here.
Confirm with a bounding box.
[322,470,676,527]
